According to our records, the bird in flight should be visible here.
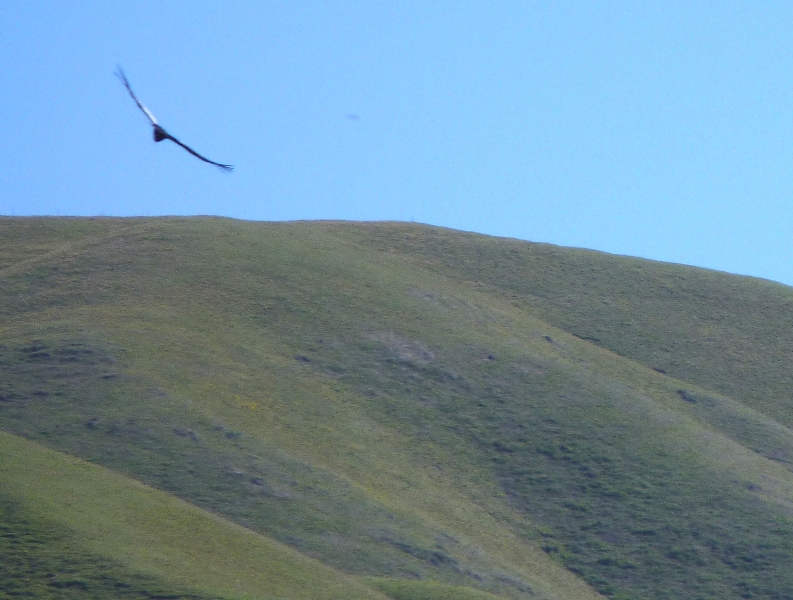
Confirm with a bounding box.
[115,67,233,172]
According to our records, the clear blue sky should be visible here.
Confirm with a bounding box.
[2,2,792,285]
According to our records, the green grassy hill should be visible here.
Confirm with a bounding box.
[1,216,792,600]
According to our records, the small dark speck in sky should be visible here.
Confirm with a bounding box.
[345,113,360,121]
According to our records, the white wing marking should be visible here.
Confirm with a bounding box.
[115,67,158,125]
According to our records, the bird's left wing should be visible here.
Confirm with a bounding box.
[115,66,159,126]
[164,131,234,172]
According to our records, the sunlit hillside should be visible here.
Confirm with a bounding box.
[2,216,792,600]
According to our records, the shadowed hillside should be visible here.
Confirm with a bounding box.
[1,216,792,600]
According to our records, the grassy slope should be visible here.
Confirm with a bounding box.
[0,430,387,600]
[1,216,793,600]
[336,222,793,429]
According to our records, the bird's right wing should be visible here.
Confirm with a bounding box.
[115,66,159,126]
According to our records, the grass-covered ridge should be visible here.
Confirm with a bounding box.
[1,216,792,600]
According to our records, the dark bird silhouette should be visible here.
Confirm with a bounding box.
[115,67,233,172]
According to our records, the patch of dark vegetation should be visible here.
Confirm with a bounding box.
[0,341,116,411]
[677,389,697,403]
[384,538,459,569]
[0,495,217,599]
[492,441,515,453]
[173,427,199,441]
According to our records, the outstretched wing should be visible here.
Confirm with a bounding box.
[161,130,234,172]
[115,66,158,126]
